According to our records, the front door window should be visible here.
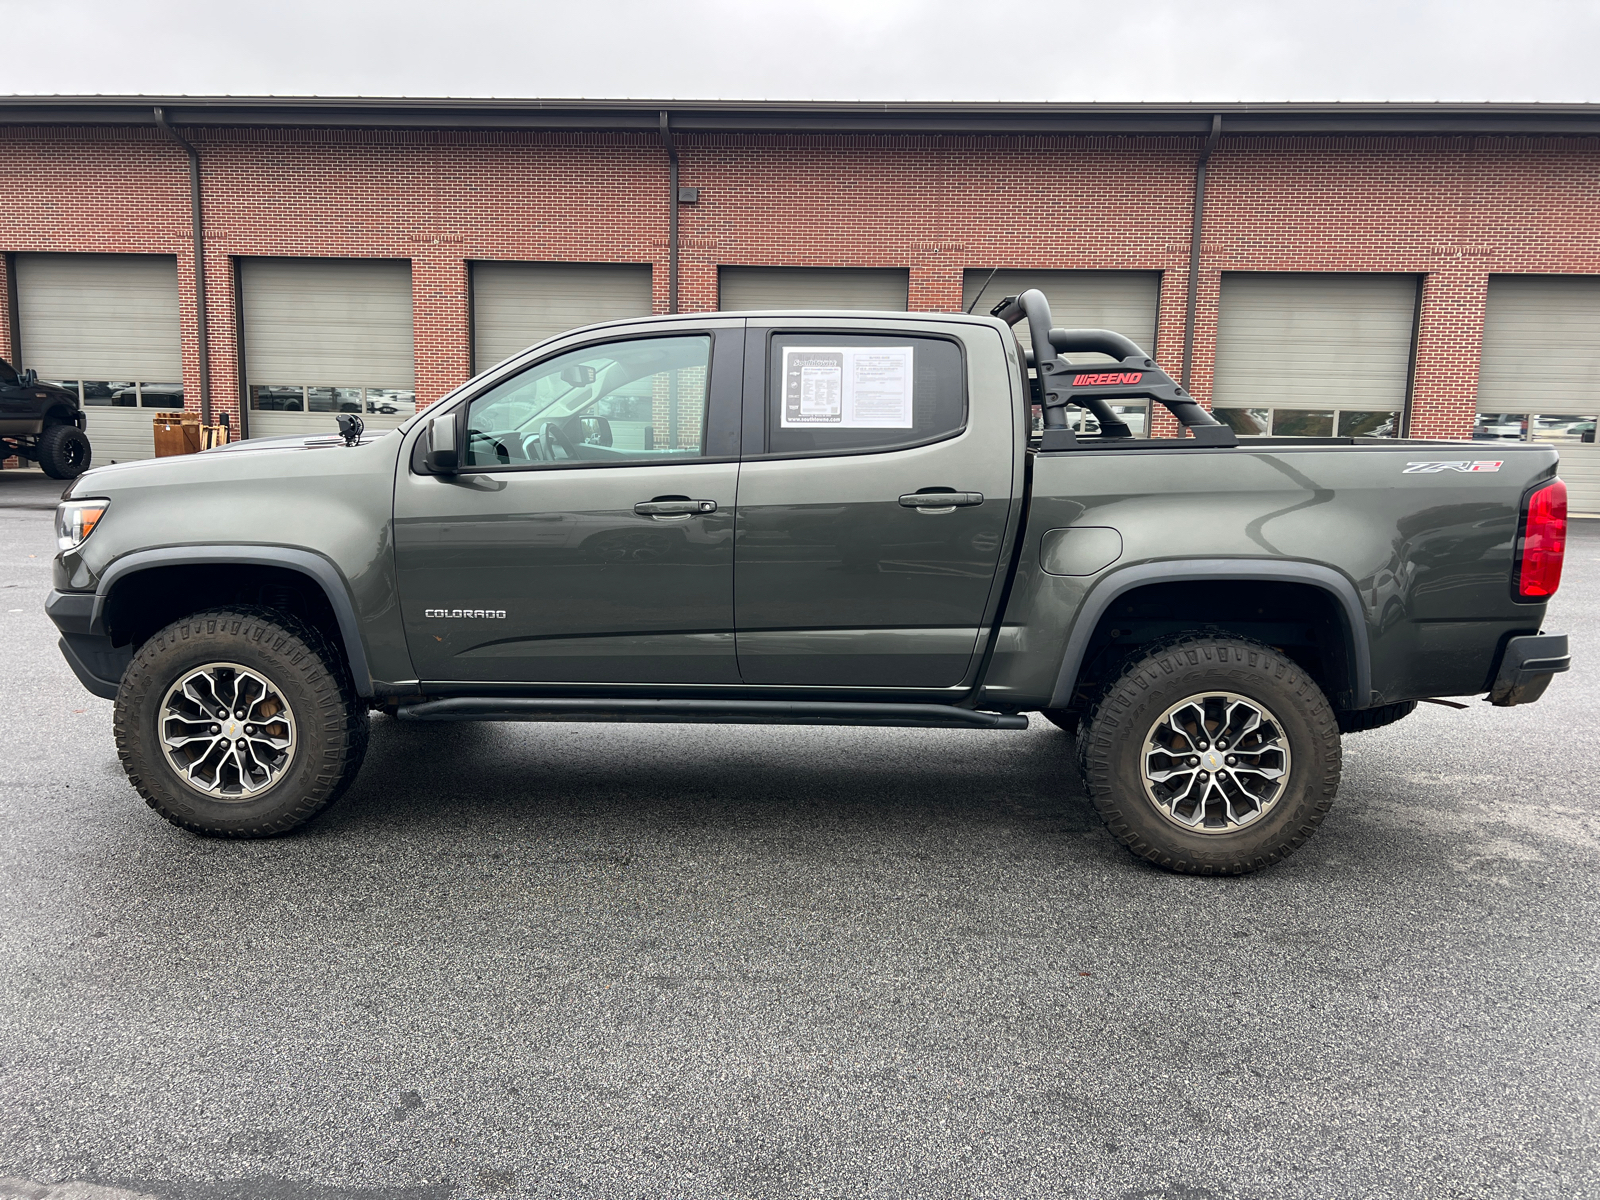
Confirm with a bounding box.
[464,335,711,467]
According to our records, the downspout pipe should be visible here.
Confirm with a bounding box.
[1180,114,1222,391]
[154,106,212,425]
[660,111,680,315]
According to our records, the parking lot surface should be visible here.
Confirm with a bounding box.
[0,466,1595,1200]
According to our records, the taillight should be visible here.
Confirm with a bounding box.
[1515,479,1567,599]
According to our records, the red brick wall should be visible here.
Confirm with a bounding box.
[1,124,1597,441]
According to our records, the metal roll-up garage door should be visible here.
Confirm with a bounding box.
[961,269,1160,354]
[1212,272,1419,439]
[241,258,414,439]
[718,267,909,312]
[471,262,653,372]
[1477,275,1600,514]
[14,253,183,466]
[961,269,1161,434]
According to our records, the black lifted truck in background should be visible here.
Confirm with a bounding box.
[0,356,92,478]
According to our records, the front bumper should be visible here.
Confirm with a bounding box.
[1489,633,1570,707]
[45,588,129,701]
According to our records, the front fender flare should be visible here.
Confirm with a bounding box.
[91,545,374,697]
[1047,558,1373,710]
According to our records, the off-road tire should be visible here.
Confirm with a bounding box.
[38,424,91,479]
[114,606,368,837]
[1038,708,1079,733]
[1337,699,1417,734]
[1077,633,1341,875]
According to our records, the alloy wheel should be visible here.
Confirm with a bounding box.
[1140,691,1291,833]
[159,662,297,799]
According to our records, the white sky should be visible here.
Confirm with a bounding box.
[0,0,1596,103]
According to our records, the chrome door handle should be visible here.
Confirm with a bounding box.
[899,492,984,509]
[634,498,717,516]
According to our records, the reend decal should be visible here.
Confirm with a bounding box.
[1402,460,1504,474]
[1073,371,1144,386]
[425,608,508,618]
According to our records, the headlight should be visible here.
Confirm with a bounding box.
[56,500,109,551]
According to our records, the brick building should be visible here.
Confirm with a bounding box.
[2,97,1598,508]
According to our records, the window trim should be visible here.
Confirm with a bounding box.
[740,326,971,462]
[448,327,736,476]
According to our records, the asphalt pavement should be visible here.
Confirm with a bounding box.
[0,466,1595,1200]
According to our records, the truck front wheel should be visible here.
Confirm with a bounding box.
[113,607,368,837]
[38,424,91,479]
[1076,634,1341,875]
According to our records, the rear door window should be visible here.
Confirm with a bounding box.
[761,333,965,457]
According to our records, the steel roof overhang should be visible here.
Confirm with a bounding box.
[2,96,1600,136]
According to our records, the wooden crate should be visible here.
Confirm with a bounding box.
[152,413,202,457]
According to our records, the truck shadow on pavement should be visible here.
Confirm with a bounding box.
[314,714,1105,843]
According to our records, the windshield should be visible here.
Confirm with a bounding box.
[0,358,16,385]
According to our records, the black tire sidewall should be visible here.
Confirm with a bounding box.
[39,424,90,479]
[115,609,357,836]
[1080,638,1341,874]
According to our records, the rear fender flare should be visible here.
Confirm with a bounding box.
[1047,559,1373,710]
[91,545,374,697]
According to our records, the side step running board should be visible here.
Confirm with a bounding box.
[395,697,1029,730]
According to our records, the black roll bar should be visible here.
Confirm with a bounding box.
[990,289,1234,449]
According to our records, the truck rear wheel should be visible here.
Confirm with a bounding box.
[1076,634,1341,875]
[113,607,368,837]
[38,424,91,479]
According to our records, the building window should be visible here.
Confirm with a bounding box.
[47,380,185,409]
[1475,412,1596,444]
[250,386,416,417]
[1215,407,1400,439]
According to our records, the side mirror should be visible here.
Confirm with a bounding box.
[559,364,598,387]
[576,414,613,446]
[424,414,459,474]
[20,368,38,386]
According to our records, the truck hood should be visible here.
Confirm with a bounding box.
[65,429,401,498]
[205,430,395,454]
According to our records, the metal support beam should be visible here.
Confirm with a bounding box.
[4,252,21,367]
[660,111,679,315]
[1181,114,1223,391]
[153,106,212,425]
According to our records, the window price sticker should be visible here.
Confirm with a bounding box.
[781,346,913,428]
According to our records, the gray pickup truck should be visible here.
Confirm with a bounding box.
[44,291,1571,874]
